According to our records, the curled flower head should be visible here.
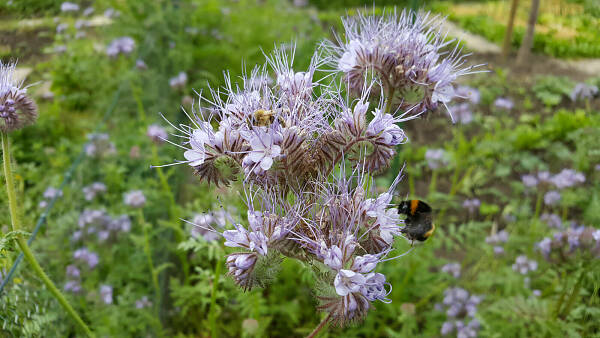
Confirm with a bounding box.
[0,61,38,133]
[324,9,481,118]
[493,97,513,110]
[85,133,116,158]
[169,72,188,90]
[544,190,561,206]
[512,255,537,275]
[61,2,79,12]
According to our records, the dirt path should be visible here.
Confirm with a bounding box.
[441,20,600,79]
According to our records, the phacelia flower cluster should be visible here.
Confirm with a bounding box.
[85,133,116,158]
[537,226,600,263]
[161,9,477,327]
[73,209,131,243]
[0,61,38,133]
[437,287,482,337]
[324,10,482,118]
[106,37,136,58]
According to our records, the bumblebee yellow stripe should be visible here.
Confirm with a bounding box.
[424,223,436,238]
[410,199,419,215]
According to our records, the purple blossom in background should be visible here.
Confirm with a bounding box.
[106,37,135,58]
[147,124,168,144]
[537,225,600,262]
[485,230,508,245]
[56,23,68,34]
[82,182,107,201]
[438,287,482,337]
[537,171,552,184]
[73,248,99,269]
[66,264,80,278]
[124,190,146,208]
[136,59,148,70]
[441,263,461,278]
[104,8,120,18]
[82,7,94,16]
[570,83,598,101]
[540,213,562,229]
[462,198,480,214]
[64,280,82,293]
[85,133,116,158]
[135,296,152,309]
[100,285,113,304]
[455,85,481,104]
[190,211,228,241]
[60,2,79,12]
[39,187,63,208]
[521,174,538,188]
[425,149,449,170]
[544,191,561,206]
[512,255,537,275]
[169,72,188,89]
[494,97,514,110]
[551,169,585,189]
[493,246,505,256]
[74,20,89,30]
[451,103,473,124]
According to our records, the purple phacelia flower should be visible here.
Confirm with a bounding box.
[100,285,113,304]
[462,198,481,214]
[82,182,107,201]
[73,248,99,269]
[521,174,538,188]
[60,2,79,12]
[450,102,473,124]
[0,61,38,133]
[540,213,562,229]
[64,280,82,293]
[323,10,482,119]
[85,133,116,158]
[551,169,585,189]
[570,83,598,102]
[493,97,513,110]
[135,296,152,309]
[190,211,227,241]
[441,262,461,278]
[485,230,508,245]
[147,124,168,144]
[425,148,449,170]
[123,190,146,208]
[136,59,148,70]
[169,72,188,90]
[244,128,283,172]
[106,37,135,58]
[544,190,561,206]
[512,255,537,275]
[66,264,80,278]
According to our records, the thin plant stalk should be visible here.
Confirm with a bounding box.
[560,269,585,319]
[209,256,222,337]
[307,313,332,338]
[137,209,161,312]
[1,132,94,337]
[534,191,543,218]
[131,80,190,282]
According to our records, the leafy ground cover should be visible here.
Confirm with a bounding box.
[1,0,599,337]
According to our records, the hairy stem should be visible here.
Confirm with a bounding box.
[2,132,94,337]
[560,269,585,319]
[307,313,332,338]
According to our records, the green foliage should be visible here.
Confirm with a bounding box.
[532,76,574,107]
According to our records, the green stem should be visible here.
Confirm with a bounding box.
[560,269,585,319]
[429,170,438,197]
[2,132,94,337]
[209,257,222,338]
[137,209,161,318]
[307,313,332,338]
[534,191,543,218]
[150,140,189,283]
